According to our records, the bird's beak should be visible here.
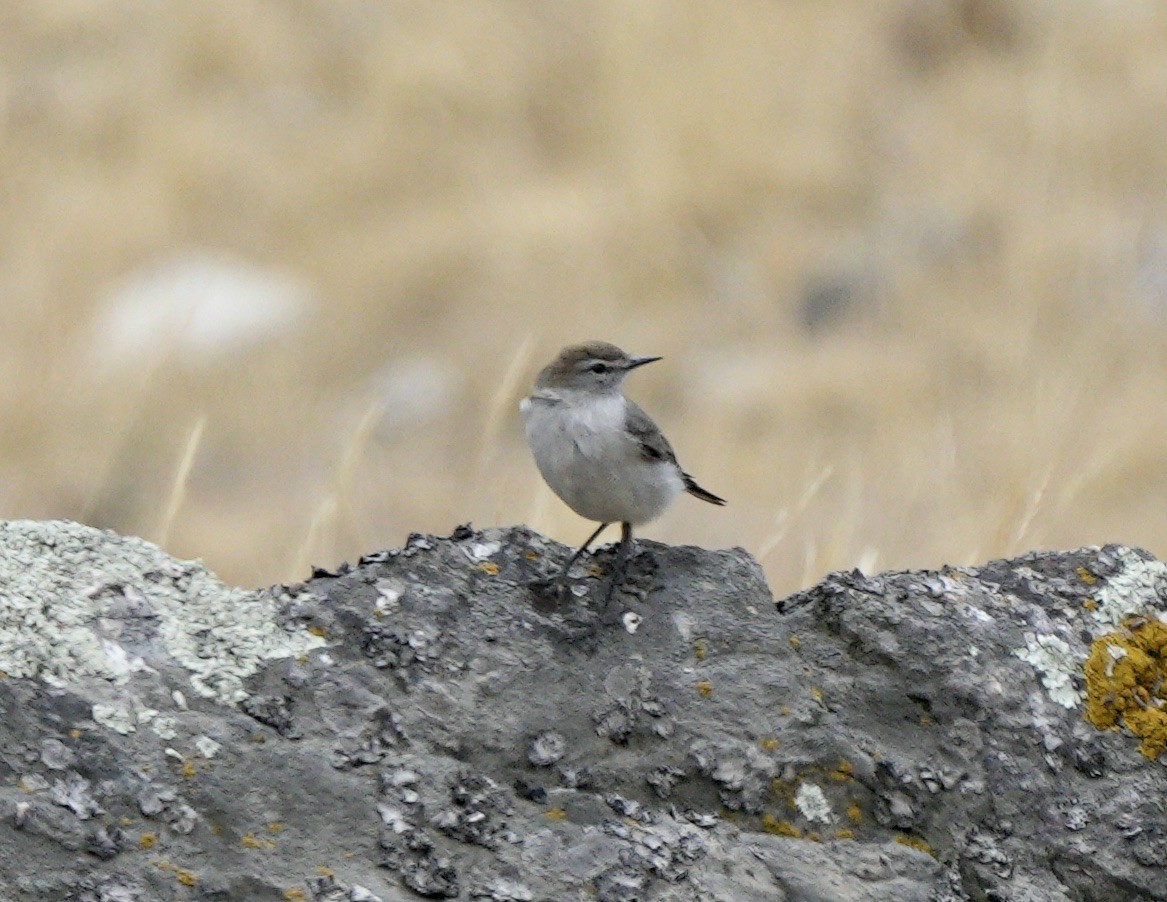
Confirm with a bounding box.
[626,355,662,370]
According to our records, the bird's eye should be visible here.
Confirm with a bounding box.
[589,362,608,374]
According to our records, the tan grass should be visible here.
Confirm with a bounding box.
[472,332,538,521]
[291,400,385,578]
[758,464,835,564]
[157,415,207,549]
[3,2,1167,597]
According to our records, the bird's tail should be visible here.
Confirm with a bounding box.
[683,473,726,506]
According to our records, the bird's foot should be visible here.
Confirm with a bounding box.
[522,578,604,645]
[526,541,656,631]
[595,545,659,612]
[524,575,572,609]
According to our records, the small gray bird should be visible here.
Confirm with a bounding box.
[520,341,725,603]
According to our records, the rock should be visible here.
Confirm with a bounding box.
[798,266,877,335]
[91,250,312,365]
[890,0,1028,73]
[0,519,1165,900]
[366,355,460,434]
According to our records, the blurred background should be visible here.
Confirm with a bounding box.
[4,0,1167,597]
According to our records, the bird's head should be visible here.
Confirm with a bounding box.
[535,341,661,394]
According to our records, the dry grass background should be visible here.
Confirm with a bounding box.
[4,1,1167,598]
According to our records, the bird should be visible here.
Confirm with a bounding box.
[520,341,725,606]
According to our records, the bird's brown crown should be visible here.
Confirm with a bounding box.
[552,341,628,367]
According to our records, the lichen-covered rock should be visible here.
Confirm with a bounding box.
[0,519,325,704]
[1084,617,1167,759]
[0,520,1165,899]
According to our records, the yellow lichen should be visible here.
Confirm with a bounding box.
[181,760,196,779]
[307,625,327,637]
[283,891,306,901]
[693,641,707,662]
[477,562,499,576]
[152,861,197,886]
[523,550,539,562]
[545,808,567,820]
[760,738,779,751]
[788,636,801,649]
[697,681,713,698]
[139,833,157,850]
[241,833,263,849]
[810,688,823,702]
[770,778,796,806]
[846,802,862,823]
[267,822,283,834]
[806,831,821,842]
[831,760,853,781]
[1084,617,1167,760]
[834,828,854,840]
[1076,566,1097,585]
[779,705,790,716]
[70,728,81,739]
[314,866,333,877]
[1083,599,1098,612]
[894,833,933,856]
[761,813,801,838]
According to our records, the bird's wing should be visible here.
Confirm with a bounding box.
[624,400,679,466]
[626,400,727,506]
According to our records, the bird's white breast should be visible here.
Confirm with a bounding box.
[520,391,682,524]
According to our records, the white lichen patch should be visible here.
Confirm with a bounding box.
[1012,548,1167,710]
[92,703,136,735]
[1103,642,1128,678]
[1092,547,1167,628]
[101,639,153,680]
[0,520,325,707]
[375,579,403,612]
[1014,633,1082,708]
[670,612,695,643]
[150,715,179,740]
[794,782,832,824]
[463,540,500,562]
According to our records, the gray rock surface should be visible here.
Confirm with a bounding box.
[0,520,1165,900]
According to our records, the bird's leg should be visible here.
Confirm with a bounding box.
[601,522,634,609]
[554,521,610,589]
